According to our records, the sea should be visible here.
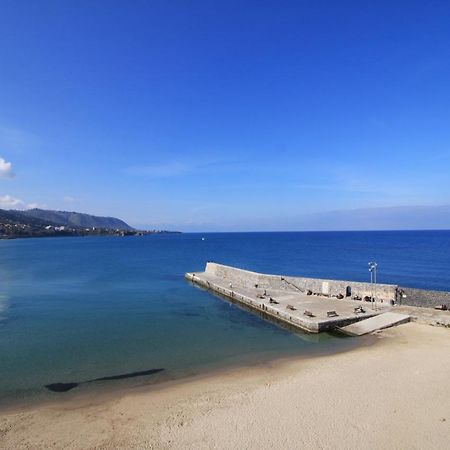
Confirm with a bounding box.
[1,230,449,406]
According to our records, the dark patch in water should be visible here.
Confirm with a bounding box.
[174,311,202,318]
[45,368,164,393]
[158,274,181,282]
[92,368,164,382]
[45,382,79,392]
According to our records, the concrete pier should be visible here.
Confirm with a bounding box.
[185,263,398,333]
[338,312,411,336]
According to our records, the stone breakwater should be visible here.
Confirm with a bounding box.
[203,262,397,302]
[188,262,450,310]
[397,287,450,309]
[185,263,450,333]
[185,263,394,333]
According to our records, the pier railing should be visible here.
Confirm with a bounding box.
[280,277,305,293]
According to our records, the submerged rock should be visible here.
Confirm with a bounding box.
[45,368,165,393]
[45,382,79,392]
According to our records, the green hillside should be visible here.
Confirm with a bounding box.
[12,209,134,230]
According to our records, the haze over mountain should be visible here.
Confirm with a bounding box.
[295,205,450,232]
[163,204,450,232]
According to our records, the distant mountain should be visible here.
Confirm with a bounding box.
[0,208,55,227]
[294,205,450,231]
[15,209,134,231]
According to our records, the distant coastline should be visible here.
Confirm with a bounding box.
[0,207,180,239]
[0,228,181,240]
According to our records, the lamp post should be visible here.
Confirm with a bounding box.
[368,261,378,310]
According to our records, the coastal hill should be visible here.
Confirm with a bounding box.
[0,208,169,239]
[0,208,53,228]
[18,208,134,231]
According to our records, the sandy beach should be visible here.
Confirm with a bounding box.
[1,322,449,449]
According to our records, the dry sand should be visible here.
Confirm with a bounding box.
[1,322,449,449]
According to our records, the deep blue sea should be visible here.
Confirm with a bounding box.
[1,231,449,406]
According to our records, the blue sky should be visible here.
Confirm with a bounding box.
[1,1,450,231]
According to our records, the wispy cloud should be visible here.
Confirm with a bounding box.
[0,125,41,153]
[299,159,416,199]
[0,194,23,208]
[63,195,79,203]
[296,204,450,231]
[127,162,191,177]
[126,157,244,178]
[294,183,379,194]
[0,157,14,178]
[0,194,43,210]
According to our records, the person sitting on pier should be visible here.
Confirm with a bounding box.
[434,304,448,311]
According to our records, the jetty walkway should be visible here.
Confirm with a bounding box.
[185,263,400,333]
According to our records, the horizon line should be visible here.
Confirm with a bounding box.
[179,228,450,233]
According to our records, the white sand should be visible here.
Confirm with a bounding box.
[1,322,449,449]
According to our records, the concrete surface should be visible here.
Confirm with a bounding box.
[394,304,450,328]
[185,268,393,333]
[338,312,411,336]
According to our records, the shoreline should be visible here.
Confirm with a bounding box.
[0,231,181,241]
[0,331,374,414]
[1,322,449,449]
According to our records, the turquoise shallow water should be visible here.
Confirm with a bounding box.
[0,231,449,405]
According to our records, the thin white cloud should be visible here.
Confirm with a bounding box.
[295,204,450,231]
[0,194,23,208]
[26,203,40,209]
[63,195,79,203]
[0,125,41,153]
[0,157,14,178]
[126,157,243,178]
[127,162,191,177]
[0,195,43,210]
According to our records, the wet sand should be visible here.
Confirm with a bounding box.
[1,322,449,449]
